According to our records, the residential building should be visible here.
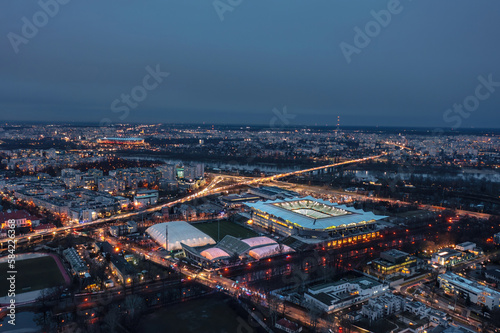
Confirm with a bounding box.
[275,318,302,333]
[438,272,500,309]
[109,256,136,285]
[305,275,387,312]
[0,210,41,229]
[361,293,405,321]
[63,247,89,277]
[134,189,158,207]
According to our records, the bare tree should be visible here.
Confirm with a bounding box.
[308,303,323,332]
[103,306,121,333]
[122,294,146,330]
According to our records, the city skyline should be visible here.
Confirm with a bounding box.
[0,122,498,331]
[1,1,500,332]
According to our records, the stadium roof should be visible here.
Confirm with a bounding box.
[200,248,231,261]
[98,137,144,141]
[146,221,215,251]
[246,196,387,230]
[248,244,294,259]
[241,236,277,248]
[216,235,251,255]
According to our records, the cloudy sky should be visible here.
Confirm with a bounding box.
[0,0,499,127]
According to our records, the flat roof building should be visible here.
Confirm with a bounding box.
[370,249,417,277]
[305,275,387,312]
[438,272,500,310]
[455,242,476,252]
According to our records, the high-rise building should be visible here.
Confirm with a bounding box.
[183,163,204,180]
[176,167,184,179]
[157,164,177,181]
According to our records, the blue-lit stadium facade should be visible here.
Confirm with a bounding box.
[246,196,387,238]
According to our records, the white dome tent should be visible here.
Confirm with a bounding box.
[146,221,216,251]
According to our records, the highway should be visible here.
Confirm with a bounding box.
[273,181,494,220]
[1,153,385,246]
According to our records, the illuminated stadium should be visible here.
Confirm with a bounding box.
[272,200,352,219]
[97,137,145,145]
[246,196,387,237]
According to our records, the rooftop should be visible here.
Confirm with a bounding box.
[146,221,216,251]
[439,272,500,297]
[246,196,387,230]
[381,249,409,258]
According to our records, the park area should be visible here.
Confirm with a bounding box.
[0,256,66,297]
[193,219,258,241]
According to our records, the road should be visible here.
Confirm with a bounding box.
[0,152,390,329]
[1,153,385,246]
[274,181,493,220]
[105,232,339,331]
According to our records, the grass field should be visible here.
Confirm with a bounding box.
[0,256,65,296]
[193,219,258,241]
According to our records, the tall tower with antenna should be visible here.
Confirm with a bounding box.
[335,116,340,137]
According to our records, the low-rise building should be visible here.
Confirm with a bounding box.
[134,189,158,207]
[370,249,417,277]
[361,293,405,321]
[455,242,476,252]
[109,256,136,285]
[275,318,302,333]
[485,269,500,284]
[305,275,387,312]
[63,247,89,277]
[405,301,431,317]
[438,272,500,310]
[361,294,448,326]
[109,221,138,237]
[0,210,41,229]
[494,232,500,246]
[431,248,471,267]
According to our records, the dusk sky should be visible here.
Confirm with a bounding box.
[1,0,499,127]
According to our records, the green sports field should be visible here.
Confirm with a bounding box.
[193,219,258,242]
[0,256,65,297]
